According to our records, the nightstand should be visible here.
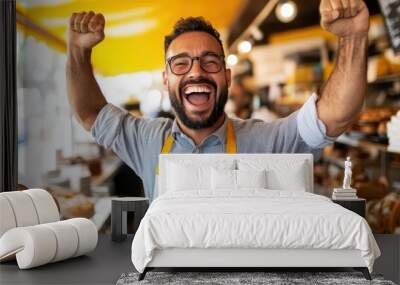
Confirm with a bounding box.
[332,198,366,218]
[111,197,148,242]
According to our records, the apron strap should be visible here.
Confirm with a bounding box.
[161,133,174,154]
[156,133,174,175]
[225,119,237,154]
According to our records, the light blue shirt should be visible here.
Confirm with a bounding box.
[91,93,334,202]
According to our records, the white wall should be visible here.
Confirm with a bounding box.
[17,34,168,188]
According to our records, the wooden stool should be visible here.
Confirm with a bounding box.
[111,197,148,242]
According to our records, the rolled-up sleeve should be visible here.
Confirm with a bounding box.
[297,93,336,149]
[91,104,125,148]
[90,103,168,178]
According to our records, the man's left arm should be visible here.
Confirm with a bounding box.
[317,0,370,137]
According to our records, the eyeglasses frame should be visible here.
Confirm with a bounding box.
[166,52,226,75]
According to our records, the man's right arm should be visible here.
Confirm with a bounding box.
[66,11,107,131]
[66,11,173,180]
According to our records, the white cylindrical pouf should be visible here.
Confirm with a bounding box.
[42,221,79,262]
[0,218,97,269]
[0,196,17,237]
[0,192,39,227]
[0,226,57,269]
[23,189,60,224]
[65,218,98,257]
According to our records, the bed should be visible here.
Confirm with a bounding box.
[131,154,381,281]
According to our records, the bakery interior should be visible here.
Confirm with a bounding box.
[13,0,400,236]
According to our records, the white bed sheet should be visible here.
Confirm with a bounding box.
[131,190,380,273]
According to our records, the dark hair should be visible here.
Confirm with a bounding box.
[164,17,224,57]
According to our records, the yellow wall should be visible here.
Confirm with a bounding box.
[18,0,242,75]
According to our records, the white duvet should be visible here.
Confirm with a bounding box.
[131,190,380,273]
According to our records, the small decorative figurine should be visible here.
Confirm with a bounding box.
[332,156,358,200]
[343,156,352,190]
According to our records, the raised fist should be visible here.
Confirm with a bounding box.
[320,0,369,38]
[68,11,105,50]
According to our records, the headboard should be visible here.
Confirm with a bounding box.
[157,153,314,198]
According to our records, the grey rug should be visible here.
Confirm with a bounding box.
[116,272,396,285]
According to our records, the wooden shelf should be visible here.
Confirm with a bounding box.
[335,134,400,154]
[368,74,400,84]
[283,80,323,86]
[321,154,372,169]
[91,156,122,187]
[322,155,346,168]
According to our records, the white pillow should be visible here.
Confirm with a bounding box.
[266,163,306,191]
[238,159,307,191]
[211,169,267,190]
[166,162,207,191]
[267,165,307,191]
[166,160,235,192]
[236,169,267,189]
[211,168,236,190]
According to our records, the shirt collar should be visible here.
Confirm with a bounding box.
[171,115,228,145]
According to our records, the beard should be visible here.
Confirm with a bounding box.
[169,77,228,130]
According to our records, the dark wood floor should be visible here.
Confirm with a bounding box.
[0,234,398,284]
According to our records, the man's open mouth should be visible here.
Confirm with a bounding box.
[182,84,213,108]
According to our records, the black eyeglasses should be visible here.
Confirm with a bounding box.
[167,52,225,75]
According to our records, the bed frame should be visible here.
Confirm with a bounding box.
[139,154,371,281]
[140,248,371,280]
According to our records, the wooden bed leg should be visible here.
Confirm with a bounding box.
[138,268,148,281]
[354,267,371,280]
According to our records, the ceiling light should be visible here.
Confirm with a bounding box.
[275,0,297,23]
[227,54,238,66]
[238,40,252,53]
